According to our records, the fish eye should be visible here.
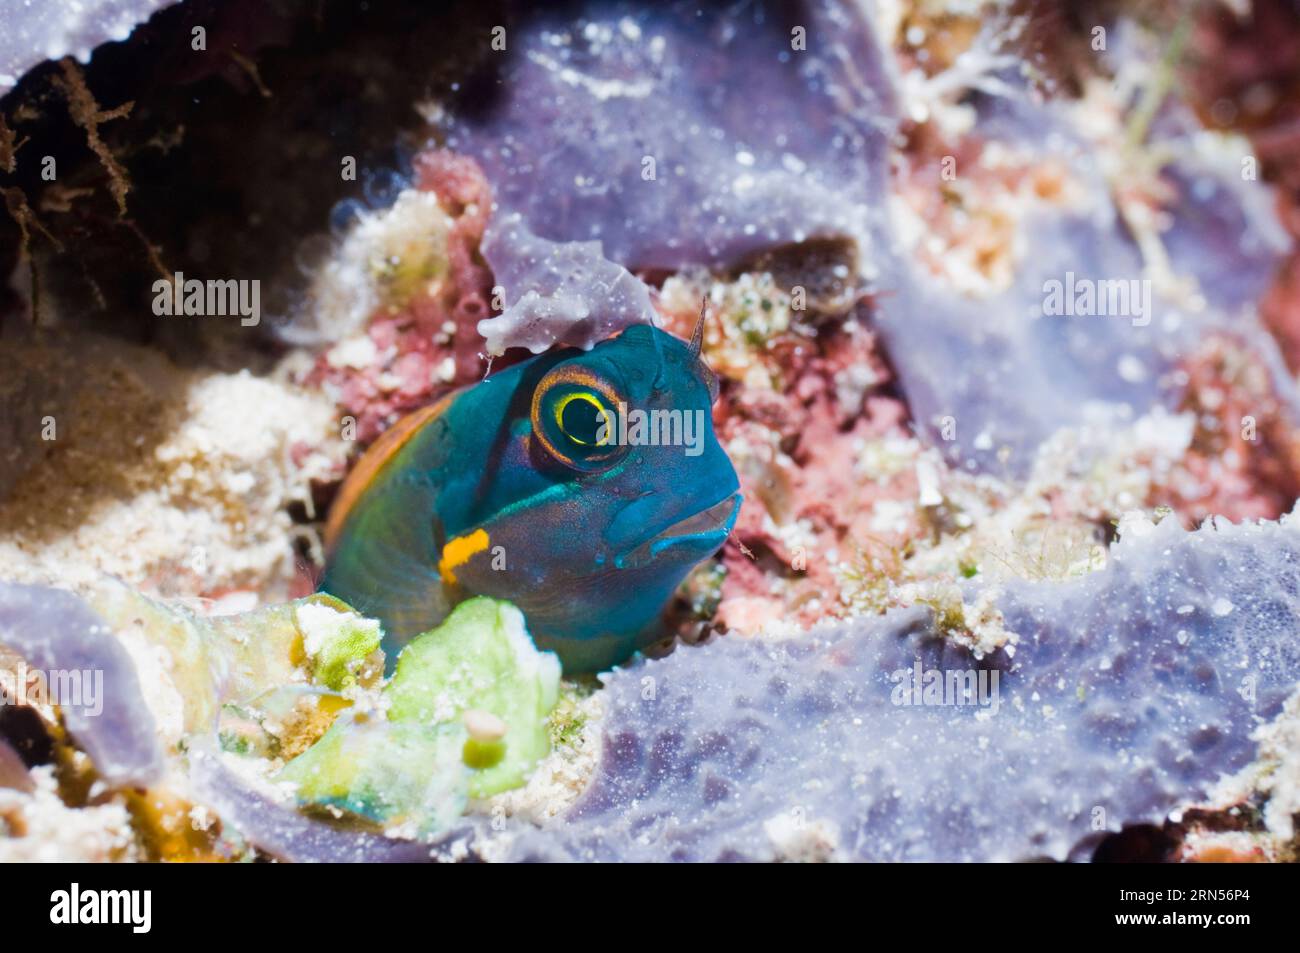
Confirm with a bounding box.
[531,366,627,471]
[554,391,612,446]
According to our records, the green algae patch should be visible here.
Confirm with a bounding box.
[82,583,383,746]
[294,600,383,691]
[278,597,561,831]
[387,597,562,798]
[277,713,468,835]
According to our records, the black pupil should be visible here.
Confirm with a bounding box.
[562,397,604,445]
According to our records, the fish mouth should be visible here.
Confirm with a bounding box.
[615,493,742,570]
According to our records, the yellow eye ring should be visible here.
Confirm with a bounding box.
[553,391,614,446]
[530,365,627,471]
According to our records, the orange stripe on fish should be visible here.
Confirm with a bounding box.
[324,394,455,551]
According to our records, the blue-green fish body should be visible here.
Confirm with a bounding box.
[320,324,740,673]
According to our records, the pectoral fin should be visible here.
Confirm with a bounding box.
[320,398,457,658]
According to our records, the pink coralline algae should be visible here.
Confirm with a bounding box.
[655,296,917,631]
[305,150,496,446]
[1166,334,1300,524]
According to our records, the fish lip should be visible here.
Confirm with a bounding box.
[615,493,741,568]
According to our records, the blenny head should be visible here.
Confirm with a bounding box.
[450,322,741,672]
